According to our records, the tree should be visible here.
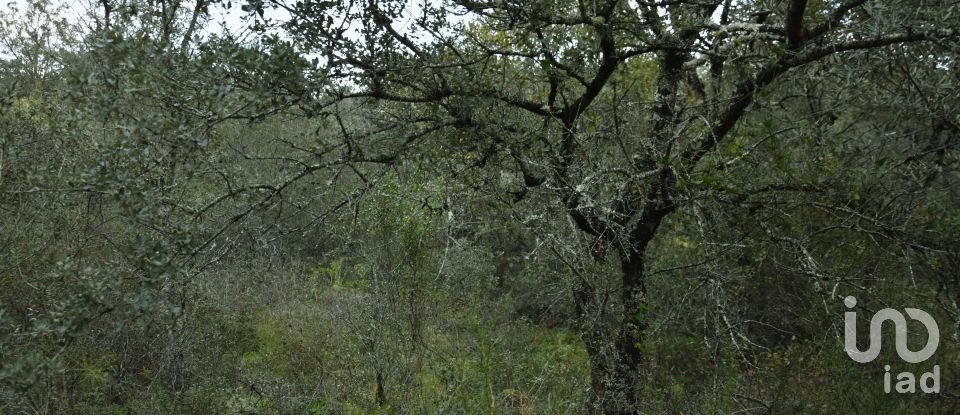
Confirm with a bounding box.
[0,1,320,410]
[247,0,960,412]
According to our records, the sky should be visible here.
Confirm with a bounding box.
[1,0,441,40]
[3,0,281,41]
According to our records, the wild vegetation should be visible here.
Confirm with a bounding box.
[1,0,960,413]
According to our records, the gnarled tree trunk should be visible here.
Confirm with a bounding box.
[581,211,669,414]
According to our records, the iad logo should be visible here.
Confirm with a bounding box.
[843,296,940,393]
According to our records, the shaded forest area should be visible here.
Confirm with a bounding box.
[1,0,960,413]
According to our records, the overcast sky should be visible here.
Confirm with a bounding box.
[2,0,437,40]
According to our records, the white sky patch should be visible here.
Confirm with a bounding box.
[3,0,263,42]
[2,0,467,50]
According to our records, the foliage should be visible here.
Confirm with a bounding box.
[2,0,960,414]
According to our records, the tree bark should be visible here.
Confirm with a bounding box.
[582,212,668,414]
[581,249,649,414]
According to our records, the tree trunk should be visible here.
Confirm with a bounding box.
[583,213,666,414]
[588,251,647,415]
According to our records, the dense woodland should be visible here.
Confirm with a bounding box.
[1,0,960,413]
